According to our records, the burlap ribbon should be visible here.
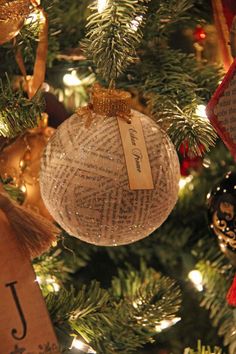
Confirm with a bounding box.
[0,190,58,259]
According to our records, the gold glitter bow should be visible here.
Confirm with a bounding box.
[77,84,132,127]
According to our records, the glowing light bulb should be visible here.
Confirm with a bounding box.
[130,15,143,32]
[25,11,39,25]
[196,104,207,119]
[179,175,193,190]
[97,0,108,13]
[188,270,203,291]
[19,184,27,194]
[155,317,181,332]
[0,120,9,136]
[132,299,143,308]
[35,276,42,284]
[46,277,60,292]
[35,275,60,292]
[63,70,81,87]
[70,338,96,353]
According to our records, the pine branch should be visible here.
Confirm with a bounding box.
[196,260,236,354]
[33,249,73,295]
[0,77,43,138]
[155,101,217,156]
[145,0,194,40]
[184,340,223,354]
[84,0,149,87]
[111,265,181,331]
[140,49,220,156]
[46,266,181,354]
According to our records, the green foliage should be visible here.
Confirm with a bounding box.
[0,78,43,138]
[46,266,181,354]
[157,101,217,156]
[184,340,223,354]
[140,49,221,156]
[0,176,25,204]
[41,0,90,65]
[84,0,149,87]
[111,265,181,330]
[145,0,194,40]
[33,248,73,295]
[196,259,236,354]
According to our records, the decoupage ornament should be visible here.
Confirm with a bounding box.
[207,171,236,251]
[219,239,236,267]
[0,114,54,220]
[206,58,236,160]
[0,0,31,44]
[40,86,180,246]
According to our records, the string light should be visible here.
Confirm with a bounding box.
[196,104,207,119]
[132,299,143,308]
[63,70,82,87]
[25,11,39,24]
[70,338,96,353]
[35,275,60,292]
[97,0,108,13]
[179,175,193,190]
[155,317,181,332]
[46,277,60,292]
[188,270,203,292]
[25,8,45,25]
[19,184,27,195]
[130,15,143,32]
[0,120,10,136]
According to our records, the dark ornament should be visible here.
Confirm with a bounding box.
[207,171,236,252]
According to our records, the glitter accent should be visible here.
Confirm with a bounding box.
[0,0,31,20]
[40,108,180,246]
[92,85,131,118]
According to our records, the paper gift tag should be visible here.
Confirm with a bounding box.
[207,58,236,160]
[0,210,60,354]
[117,114,154,190]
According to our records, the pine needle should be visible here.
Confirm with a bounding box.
[0,77,43,138]
[84,0,150,87]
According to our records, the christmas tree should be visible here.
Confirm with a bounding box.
[0,0,235,353]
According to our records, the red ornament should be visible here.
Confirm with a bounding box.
[206,58,236,160]
[193,26,206,42]
[179,142,204,176]
[227,275,236,306]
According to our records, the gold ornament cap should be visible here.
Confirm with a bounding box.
[92,84,131,117]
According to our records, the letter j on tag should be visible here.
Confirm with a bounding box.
[117,115,154,190]
[0,211,60,354]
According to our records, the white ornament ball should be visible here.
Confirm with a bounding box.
[40,109,180,246]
